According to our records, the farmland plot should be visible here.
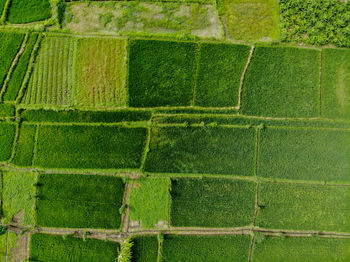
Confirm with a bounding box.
[170,178,256,227]
[0,122,16,161]
[0,232,17,261]
[144,126,255,175]
[36,173,124,228]
[258,127,350,182]
[12,123,36,166]
[23,36,76,106]
[75,38,128,108]
[162,235,251,262]
[241,46,320,117]
[7,0,51,24]
[30,234,119,262]
[256,182,350,232]
[131,236,158,262]
[0,104,15,117]
[34,125,147,169]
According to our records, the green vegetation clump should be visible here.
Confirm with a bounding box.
[0,122,16,161]
[144,126,255,175]
[36,173,125,228]
[195,43,250,107]
[30,234,119,262]
[7,0,52,24]
[241,46,320,118]
[131,236,158,262]
[280,0,350,47]
[258,127,350,182]
[170,178,256,227]
[257,182,350,232]
[128,40,197,107]
[35,125,147,169]
[12,124,36,166]
[162,235,251,262]
[321,48,350,120]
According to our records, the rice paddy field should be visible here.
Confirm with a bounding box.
[0,0,350,261]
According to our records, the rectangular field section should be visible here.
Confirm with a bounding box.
[241,46,320,117]
[34,125,147,169]
[0,122,16,161]
[258,127,350,182]
[131,236,158,262]
[7,0,51,24]
[252,236,350,262]
[30,234,119,262]
[162,235,251,262]
[75,38,127,108]
[23,36,75,106]
[12,123,36,166]
[128,40,197,107]
[322,48,350,119]
[170,178,256,227]
[36,173,124,229]
[256,182,350,232]
[144,126,255,176]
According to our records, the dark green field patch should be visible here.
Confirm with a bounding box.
[30,234,119,262]
[128,40,197,107]
[34,125,147,169]
[194,43,250,107]
[162,235,251,262]
[241,46,320,117]
[8,0,51,24]
[131,236,158,262]
[252,236,350,262]
[0,103,15,117]
[258,127,350,182]
[256,182,350,232]
[322,48,350,120]
[36,173,124,229]
[0,122,16,161]
[12,124,36,166]
[144,126,255,176]
[170,178,256,227]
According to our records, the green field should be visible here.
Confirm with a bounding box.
[322,48,350,120]
[36,173,124,228]
[128,40,197,107]
[131,236,158,262]
[12,123,36,166]
[195,43,250,107]
[162,235,251,262]
[7,0,51,24]
[34,125,147,169]
[256,182,350,232]
[144,126,255,175]
[258,127,350,182]
[0,122,16,161]
[241,46,320,117]
[170,178,256,227]
[30,234,119,262]
[0,103,15,117]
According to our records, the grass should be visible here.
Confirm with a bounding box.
[128,40,197,107]
[144,126,256,176]
[241,46,320,118]
[194,43,251,107]
[12,124,36,167]
[129,177,170,228]
[30,234,119,262]
[36,173,124,228]
[75,38,128,108]
[0,122,16,161]
[23,36,75,106]
[7,0,51,24]
[170,178,256,227]
[162,235,251,262]
[34,125,147,169]
[3,33,39,102]
[258,127,350,182]
[2,171,36,226]
[256,182,350,232]
[0,104,15,117]
[21,109,152,123]
[0,32,24,88]
[252,236,350,261]
[218,0,279,41]
[131,236,158,262]
[322,48,350,120]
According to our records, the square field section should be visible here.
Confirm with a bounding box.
[128,40,197,107]
[144,126,256,176]
[170,178,256,227]
[34,125,147,169]
[36,173,125,229]
[241,46,320,117]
